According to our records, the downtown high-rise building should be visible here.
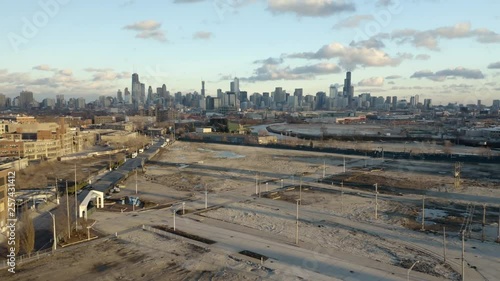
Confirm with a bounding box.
[19,90,34,109]
[117,89,123,103]
[342,72,353,108]
[131,73,141,107]
[201,81,205,96]
[124,87,131,104]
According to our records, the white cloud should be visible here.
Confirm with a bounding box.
[244,62,341,81]
[358,77,384,87]
[410,67,485,81]
[392,22,500,50]
[267,0,355,17]
[288,42,405,69]
[193,31,213,40]
[123,20,166,42]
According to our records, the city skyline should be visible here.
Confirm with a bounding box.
[1,0,500,105]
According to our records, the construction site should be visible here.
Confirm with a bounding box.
[3,140,499,281]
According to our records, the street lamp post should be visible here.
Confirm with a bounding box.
[48,211,56,251]
[182,202,185,215]
[407,260,419,281]
[66,180,70,239]
[281,179,283,188]
[374,183,378,220]
[135,169,138,195]
[295,199,300,245]
[173,209,177,231]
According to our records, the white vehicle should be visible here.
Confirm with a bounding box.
[131,152,138,158]
[138,148,144,153]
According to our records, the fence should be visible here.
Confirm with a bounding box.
[0,247,54,270]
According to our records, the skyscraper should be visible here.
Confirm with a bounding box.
[117,89,123,103]
[233,77,240,95]
[131,73,141,107]
[342,72,353,108]
[201,81,205,96]
[124,87,131,104]
[19,91,34,109]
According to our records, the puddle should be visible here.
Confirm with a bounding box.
[216,151,245,159]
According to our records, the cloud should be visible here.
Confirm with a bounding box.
[244,62,341,81]
[267,0,355,17]
[334,14,373,29]
[193,31,213,40]
[59,69,73,76]
[410,67,485,81]
[415,54,431,60]
[123,20,166,42]
[358,77,384,87]
[91,71,130,81]
[124,20,161,31]
[253,57,284,65]
[385,75,402,79]
[288,42,405,69]
[392,22,500,50]
[487,61,500,69]
[349,37,385,49]
[33,65,53,71]
[136,30,167,42]
[84,68,114,72]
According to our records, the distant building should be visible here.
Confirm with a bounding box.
[0,168,15,234]
[19,90,34,109]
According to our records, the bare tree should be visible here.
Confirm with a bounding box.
[20,207,35,256]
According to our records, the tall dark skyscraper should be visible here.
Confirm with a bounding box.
[342,71,353,108]
[201,81,205,96]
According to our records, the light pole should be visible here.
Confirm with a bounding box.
[299,176,302,205]
[340,181,344,213]
[135,169,138,195]
[255,173,258,195]
[407,260,419,281]
[74,164,78,230]
[421,195,425,231]
[281,179,283,188]
[462,232,465,281]
[66,180,70,239]
[374,183,378,220]
[182,202,185,215]
[343,156,346,173]
[173,209,177,231]
[48,211,56,251]
[205,190,208,209]
[266,182,268,192]
[323,159,326,178]
[295,199,300,245]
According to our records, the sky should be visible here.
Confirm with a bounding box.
[1,0,500,105]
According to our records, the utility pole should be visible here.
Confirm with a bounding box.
[266,182,268,192]
[66,180,70,239]
[421,195,425,231]
[374,183,378,220]
[74,164,78,229]
[482,204,486,242]
[461,232,465,281]
[340,181,344,213]
[135,169,138,195]
[443,227,446,263]
[182,202,185,215]
[295,199,300,245]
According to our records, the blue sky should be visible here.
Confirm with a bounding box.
[1,0,499,105]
